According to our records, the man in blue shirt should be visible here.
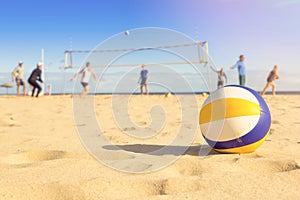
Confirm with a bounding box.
[138,64,149,95]
[230,55,246,86]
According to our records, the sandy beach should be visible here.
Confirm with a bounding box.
[0,94,300,199]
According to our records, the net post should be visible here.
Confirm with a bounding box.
[64,51,72,69]
[205,41,209,63]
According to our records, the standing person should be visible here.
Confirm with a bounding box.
[28,62,44,97]
[261,65,280,96]
[230,55,246,86]
[12,61,26,95]
[138,64,149,95]
[70,62,97,96]
[210,66,228,89]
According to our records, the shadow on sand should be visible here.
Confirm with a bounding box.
[103,144,219,156]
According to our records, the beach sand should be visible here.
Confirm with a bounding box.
[0,94,300,199]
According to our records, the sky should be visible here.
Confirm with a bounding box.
[0,0,300,77]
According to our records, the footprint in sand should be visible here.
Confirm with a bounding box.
[161,131,169,136]
[158,177,203,195]
[121,161,152,173]
[241,153,264,158]
[123,127,136,131]
[173,159,209,176]
[235,158,300,173]
[0,117,16,127]
[138,178,197,196]
[272,120,280,124]
[1,150,72,165]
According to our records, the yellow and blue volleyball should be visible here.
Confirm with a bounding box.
[199,85,271,153]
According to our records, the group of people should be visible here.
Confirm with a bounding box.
[11,61,149,97]
[11,55,279,97]
[213,54,280,95]
[70,62,149,96]
[11,61,44,97]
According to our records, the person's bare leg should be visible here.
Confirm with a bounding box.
[140,85,143,95]
[145,84,149,95]
[23,85,26,96]
[80,86,89,97]
[84,86,90,96]
[17,85,20,96]
[261,83,271,95]
[272,83,276,96]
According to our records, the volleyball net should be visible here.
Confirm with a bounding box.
[63,41,210,70]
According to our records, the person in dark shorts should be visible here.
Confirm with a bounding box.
[28,62,44,97]
[70,62,97,96]
[261,65,280,96]
[210,66,228,89]
[12,61,26,95]
[138,64,149,95]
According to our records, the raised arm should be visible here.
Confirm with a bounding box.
[70,68,84,81]
[209,65,219,73]
[91,70,97,81]
[230,62,238,70]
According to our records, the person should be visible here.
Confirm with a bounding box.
[230,55,246,86]
[28,62,44,97]
[210,66,228,89]
[70,62,97,96]
[138,64,149,95]
[261,65,280,96]
[12,61,26,95]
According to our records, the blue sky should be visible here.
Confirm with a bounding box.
[0,0,299,76]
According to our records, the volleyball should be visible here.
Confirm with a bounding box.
[199,85,271,154]
[164,92,171,98]
[125,30,130,36]
[13,71,19,77]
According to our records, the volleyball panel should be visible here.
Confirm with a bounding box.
[199,98,261,124]
[200,115,260,142]
[202,86,259,107]
[203,109,271,149]
[214,130,270,153]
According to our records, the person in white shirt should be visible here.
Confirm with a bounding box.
[12,61,26,96]
[70,62,97,96]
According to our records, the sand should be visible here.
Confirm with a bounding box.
[0,94,300,199]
